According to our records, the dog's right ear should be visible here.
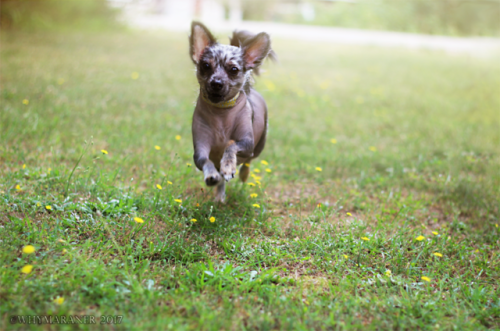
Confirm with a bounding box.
[189,21,216,64]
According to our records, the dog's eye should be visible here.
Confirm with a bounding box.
[231,67,239,72]
[202,62,210,70]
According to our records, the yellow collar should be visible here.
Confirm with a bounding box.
[201,91,240,108]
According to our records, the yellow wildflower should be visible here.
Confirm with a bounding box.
[167,181,173,185]
[343,255,348,259]
[45,205,52,210]
[361,237,370,241]
[265,168,272,173]
[253,204,260,208]
[315,167,322,172]
[432,231,438,235]
[369,146,377,152]
[101,149,108,155]
[21,265,33,274]
[261,160,269,165]
[209,217,215,223]
[186,163,192,167]
[317,203,321,208]
[53,297,65,305]
[331,138,337,144]
[255,180,261,185]
[253,169,261,173]
[248,183,255,187]
[433,252,443,257]
[131,72,139,79]
[421,276,431,282]
[156,184,162,190]
[36,202,41,207]
[62,249,67,254]
[175,135,181,140]
[385,270,392,276]
[48,168,52,174]
[22,245,35,254]
[196,203,200,207]
[134,217,144,224]
[15,185,21,191]
[415,235,425,241]
[174,199,182,203]
[190,218,197,223]
[22,164,26,169]
[346,212,352,216]
[22,99,29,105]
[250,193,258,198]
[245,163,250,167]
[155,145,161,150]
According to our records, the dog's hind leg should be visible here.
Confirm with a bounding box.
[215,180,226,203]
[239,160,252,182]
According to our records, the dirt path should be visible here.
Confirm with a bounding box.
[125,14,500,56]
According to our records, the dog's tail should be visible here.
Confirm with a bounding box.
[230,30,277,76]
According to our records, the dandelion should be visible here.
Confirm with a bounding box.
[45,205,52,211]
[186,163,192,167]
[496,224,499,228]
[346,212,352,216]
[415,235,425,241]
[15,184,21,191]
[432,231,439,235]
[174,199,182,203]
[62,249,67,254]
[167,181,172,185]
[156,184,162,190]
[343,255,348,259]
[361,237,370,241]
[175,135,181,141]
[421,276,431,282]
[53,297,65,305]
[248,183,255,187]
[369,146,377,152]
[21,265,33,274]
[209,217,215,223]
[190,218,197,223]
[255,180,261,185]
[385,270,392,276]
[134,217,144,224]
[245,163,250,167]
[155,145,161,150]
[196,203,200,207]
[22,245,35,254]
[131,72,139,79]
[252,175,262,181]
[265,168,272,173]
[317,203,321,208]
[48,168,52,174]
[315,167,322,172]
[433,252,443,257]
[330,138,337,144]
[36,202,41,207]
[250,193,258,198]
[261,160,269,165]
[253,204,260,208]
[101,149,108,155]
[22,99,29,105]
[22,164,26,169]
[253,169,261,173]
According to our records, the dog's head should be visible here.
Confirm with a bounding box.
[189,21,271,104]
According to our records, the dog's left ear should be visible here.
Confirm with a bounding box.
[189,21,216,64]
[241,32,271,70]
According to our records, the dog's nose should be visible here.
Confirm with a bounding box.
[210,79,223,91]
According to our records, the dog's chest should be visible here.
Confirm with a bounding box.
[209,116,234,163]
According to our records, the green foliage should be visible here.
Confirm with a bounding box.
[268,0,500,36]
[0,30,499,329]
[0,0,120,31]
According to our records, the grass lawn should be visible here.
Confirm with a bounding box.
[1,29,499,330]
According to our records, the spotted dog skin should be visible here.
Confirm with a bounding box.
[189,21,274,202]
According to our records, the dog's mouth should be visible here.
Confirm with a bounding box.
[206,92,225,103]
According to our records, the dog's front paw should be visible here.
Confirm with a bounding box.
[220,154,237,182]
[204,167,221,186]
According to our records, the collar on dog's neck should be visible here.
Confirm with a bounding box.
[201,91,240,108]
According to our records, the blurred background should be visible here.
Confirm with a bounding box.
[1,0,499,36]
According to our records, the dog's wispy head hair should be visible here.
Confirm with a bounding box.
[189,21,274,103]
